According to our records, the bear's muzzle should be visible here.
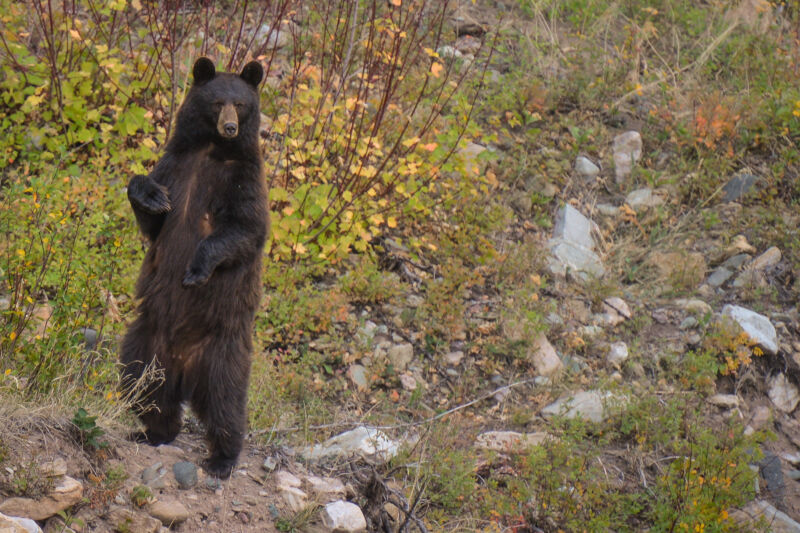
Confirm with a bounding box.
[217,103,238,139]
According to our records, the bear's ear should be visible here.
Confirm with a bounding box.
[240,61,264,88]
[193,57,216,85]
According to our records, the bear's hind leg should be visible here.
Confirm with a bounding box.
[189,341,249,479]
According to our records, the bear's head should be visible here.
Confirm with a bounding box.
[171,57,264,150]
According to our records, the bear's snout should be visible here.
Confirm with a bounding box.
[217,103,239,139]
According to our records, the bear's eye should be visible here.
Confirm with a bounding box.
[234,102,245,109]
[212,101,223,112]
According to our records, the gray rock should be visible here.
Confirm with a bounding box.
[722,172,758,202]
[320,501,367,532]
[732,269,767,289]
[707,394,739,408]
[606,342,629,368]
[387,343,414,371]
[474,431,555,453]
[749,246,781,270]
[595,203,620,217]
[721,305,778,355]
[302,426,399,464]
[722,253,751,270]
[305,475,346,504]
[625,188,664,211]
[574,156,600,179]
[679,316,698,330]
[758,453,786,505]
[347,364,369,390]
[148,500,191,527]
[768,373,799,413]
[81,327,98,350]
[732,500,800,532]
[612,131,642,182]
[263,456,278,472]
[437,45,463,59]
[141,462,167,490]
[172,462,197,490]
[444,351,464,366]
[707,267,733,287]
[541,390,623,423]
[552,204,597,251]
[674,298,712,316]
[548,240,605,280]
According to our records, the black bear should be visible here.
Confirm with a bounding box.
[121,57,268,478]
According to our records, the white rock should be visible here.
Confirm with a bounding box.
[475,431,555,453]
[529,334,563,377]
[321,501,367,532]
[603,297,631,319]
[0,476,83,521]
[274,470,302,488]
[613,131,642,181]
[768,374,799,413]
[399,373,418,390]
[606,342,629,367]
[305,476,346,504]
[574,156,600,179]
[721,305,778,355]
[547,240,605,280]
[280,486,308,512]
[708,394,739,409]
[302,426,399,464]
[732,500,800,532]
[0,512,42,533]
[552,204,596,251]
[674,299,712,316]
[541,390,624,424]
[444,351,464,366]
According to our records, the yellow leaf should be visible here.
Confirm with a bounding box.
[430,62,443,78]
[390,0,401,5]
[402,136,420,148]
[423,47,439,58]
[387,216,397,228]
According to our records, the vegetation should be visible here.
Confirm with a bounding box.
[2,0,800,530]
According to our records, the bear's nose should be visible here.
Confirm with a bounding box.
[224,123,238,137]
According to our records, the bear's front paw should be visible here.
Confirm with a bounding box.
[182,267,211,288]
[201,456,236,479]
[129,175,171,215]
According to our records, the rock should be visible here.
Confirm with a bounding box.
[749,246,781,270]
[320,501,367,533]
[768,373,799,413]
[387,343,414,371]
[574,156,600,179]
[454,35,481,55]
[148,500,191,527]
[782,452,800,466]
[172,462,198,490]
[0,512,41,533]
[732,269,767,289]
[674,299,712,316]
[679,316,698,330]
[274,471,308,511]
[722,253,751,270]
[552,204,597,251]
[748,405,772,431]
[529,334,563,377]
[548,240,605,280]
[39,459,67,478]
[398,373,417,390]
[578,325,603,339]
[728,235,757,255]
[625,188,664,211]
[474,431,555,453]
[595,203,619,217]
[722,172,758,202]
[707,394,738,408]
[0,476,83,521]
[81,327,98,350]
[302,426,399,464]
[105,506,161,533]
[263,456,278,472]
[541,390,623,424]
[721,305,778,355]
[731,500,800,532]
[598,297,631,326]
[305,476,346,504]
[707,267,733,287]
[612,131,642,182]
[436,45,463,59]
[141,462,167,490]
[444,351,464,366]
[347,364,369,390]
[606,342,629,368]
[758,452,786,504]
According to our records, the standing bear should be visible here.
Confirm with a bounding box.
[121,57,268,478]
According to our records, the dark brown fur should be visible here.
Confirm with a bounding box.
[121,58,267,478]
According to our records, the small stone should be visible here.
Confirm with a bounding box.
[548,240,605,280]
[707,267,733,287]
[454,35,481,55]
[0,512,41,533]
[529,334,563,377]
[445,368,459,377]
[436,45,463,59]
[81,327,98,350]
[595,203,619,217]
[302,426,399,464]
[781,452,800,466]
[148,500,191,527]
[602,297,631,320]
[574,156,600,179]
[749,246,781,270]
[612,131,642,182]
[758,453,786,504]
[721,305,778,355]
[541,390,623,424]
[625,188,664,211]
[578,325,603,339]
[552,204,597,251]
[0,476,83,521]
[398,373,417,390]
[707,394,739,408]
[606,342,629,368]
[748,405,772,431]
[679,316,698,330]
[348,364,369,390]
[768,373,800,413]
[475,431,555,453]
[40,458,67,478]
[674,299,712,316]
[722,253,751,270]
[141,462,167,490]
[732,269,767,289]
[444,351,464,366]
[320,501,367,533]
[263,457,278,472]
[105,506,161,533]
[172,462,198,490]
[722,172,758,202]
[387,343,414,371]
